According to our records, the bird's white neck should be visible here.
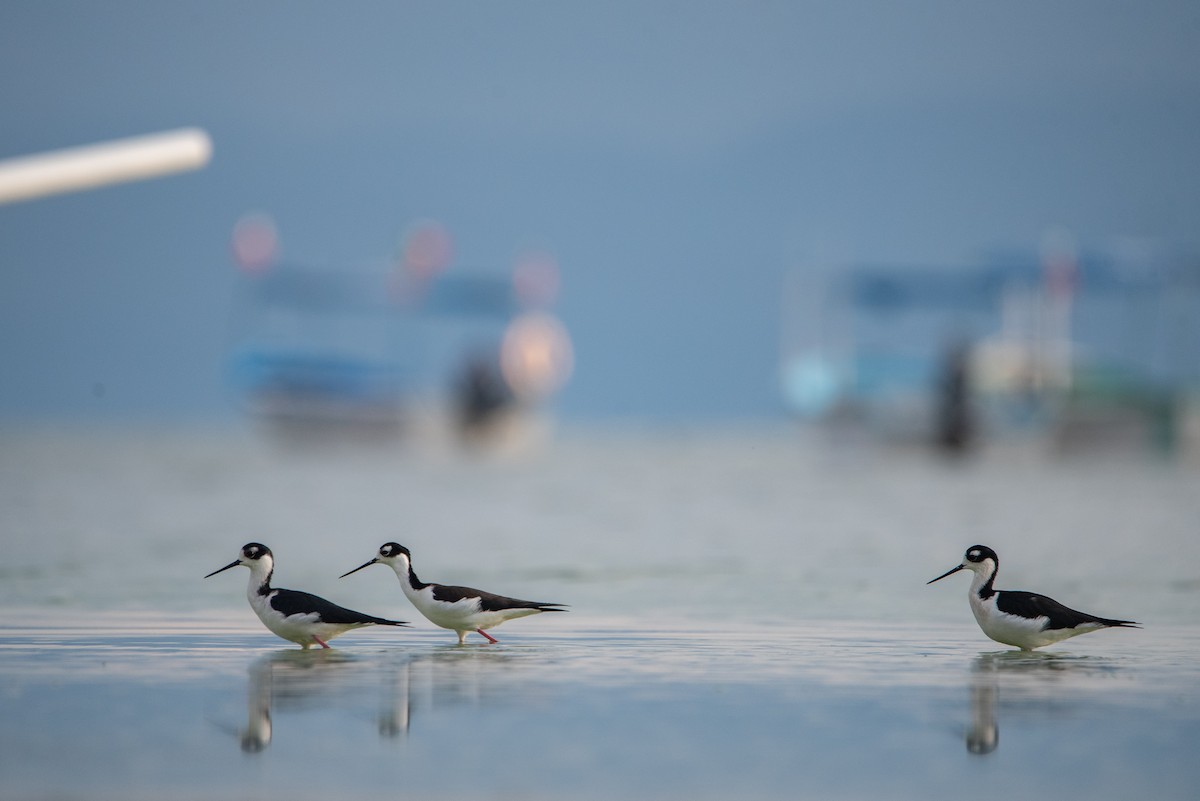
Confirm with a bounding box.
[969,559,998,600]
[245,558,274,601]
[389,555,424,593]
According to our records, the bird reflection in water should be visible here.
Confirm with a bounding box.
[965,650,1122,756]
[233,646,528,752]
[239,649,359,753]
[966,658,999,755]
[379,647,525,739]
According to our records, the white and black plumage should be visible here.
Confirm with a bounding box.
[340,542,567,644]
[928,544,1139,651]
[206,543,408,649]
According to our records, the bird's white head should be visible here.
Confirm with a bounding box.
[340,542,412,578]
[206,542,274,580]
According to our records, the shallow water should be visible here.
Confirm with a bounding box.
[2,426,1199,799]
[1,612,1197,801]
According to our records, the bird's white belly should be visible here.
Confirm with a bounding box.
[257,610,317,644]
[969,595,1090,650]
[409,592,483,630]
[406,589,539,632]
[250,595,351,645]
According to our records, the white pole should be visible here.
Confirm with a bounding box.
[0,128,212,205]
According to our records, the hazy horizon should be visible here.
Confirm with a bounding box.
[3,2,1199,424]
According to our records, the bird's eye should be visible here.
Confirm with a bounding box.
[968,550,980,560]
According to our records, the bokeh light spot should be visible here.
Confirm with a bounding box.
[500,312,574,401]
[231,212,279,273]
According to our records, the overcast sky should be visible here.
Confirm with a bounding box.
[2,2,1198,423]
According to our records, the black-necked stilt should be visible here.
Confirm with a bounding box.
[928,545,1139,651]
[206,543,409,649]
[340,542,567,644]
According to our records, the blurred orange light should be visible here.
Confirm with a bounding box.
[500,312,573,401]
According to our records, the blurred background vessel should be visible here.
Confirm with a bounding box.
[780,236,1200,459]
[226,214,572,448]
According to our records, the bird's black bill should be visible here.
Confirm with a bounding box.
[204,559,241,579]
[339,558,377,578]
[927,564,965,585]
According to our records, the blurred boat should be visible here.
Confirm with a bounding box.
[226,218,571,446]
[780,239,1200,457]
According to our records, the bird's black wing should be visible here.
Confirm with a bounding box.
[271,589,408,626]
[431,583,567,613]
[996,590,1136,630]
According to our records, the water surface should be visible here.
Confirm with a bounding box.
[2,427,1198,799]
[1,611,1197,801]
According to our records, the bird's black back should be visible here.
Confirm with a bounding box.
[430,583,566,613]
[995,590,1137,630]
[270,588,407,626]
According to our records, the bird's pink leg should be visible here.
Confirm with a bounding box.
[477,629,498,644]
[313,635,331,649]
